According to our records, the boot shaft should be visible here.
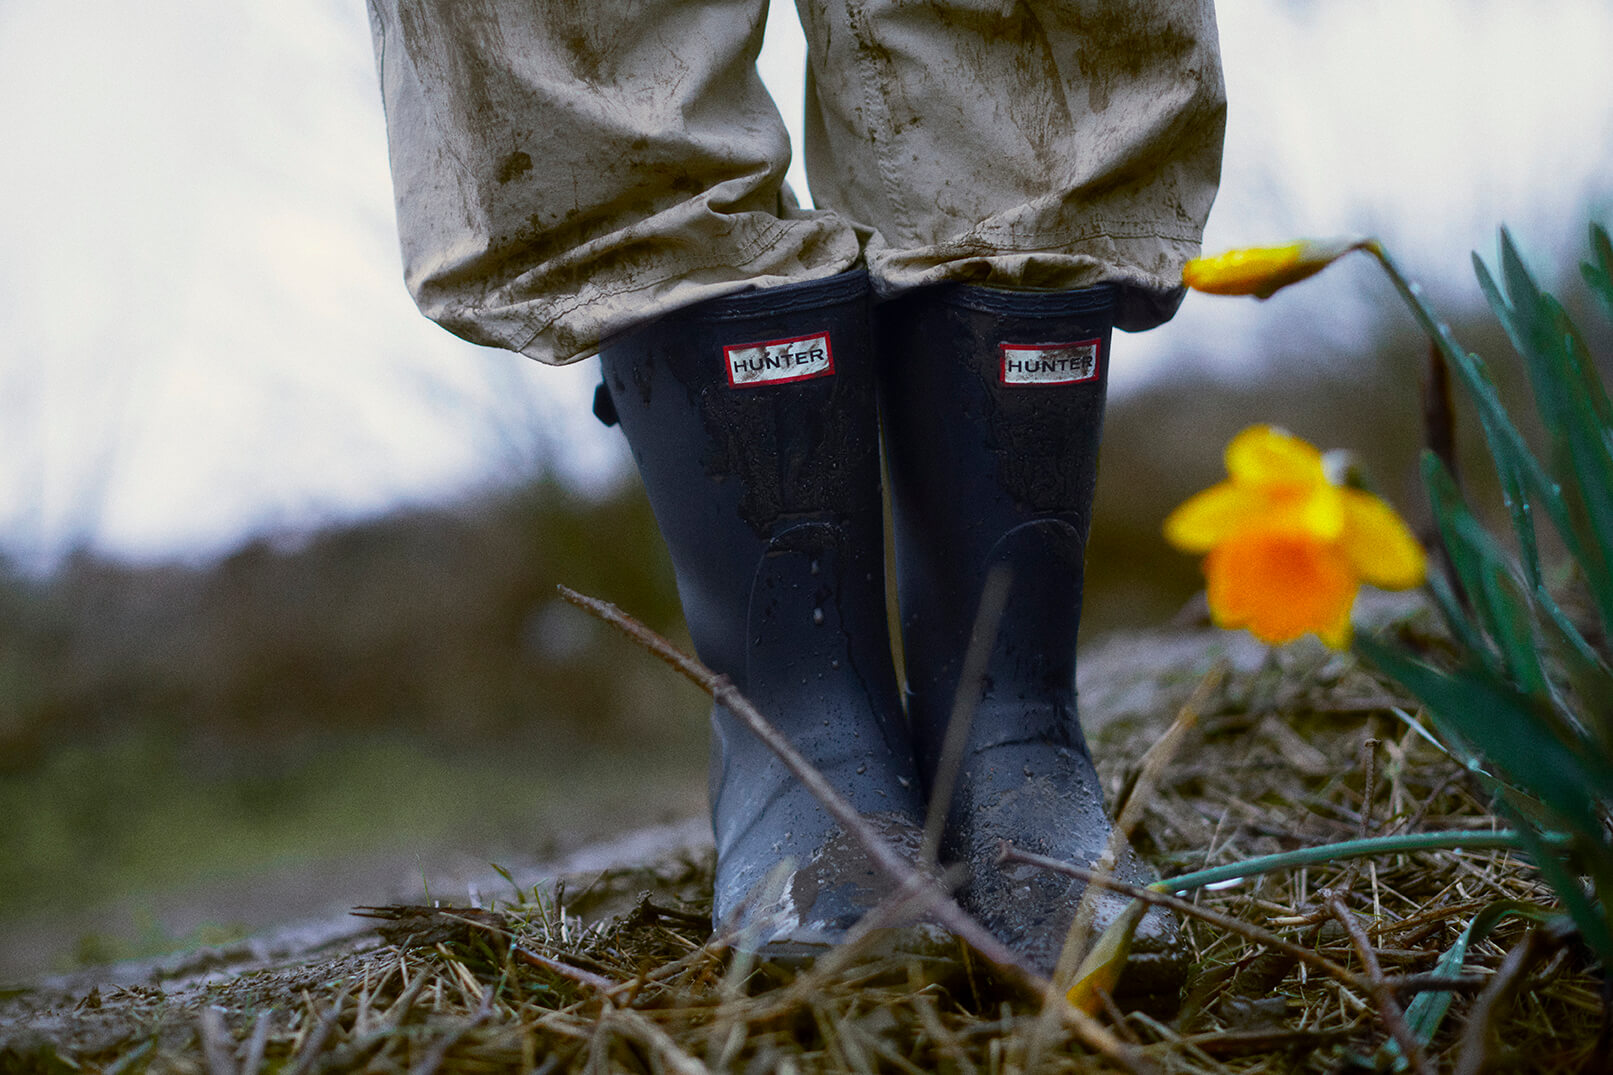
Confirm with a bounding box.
[600,272,890,690]
[877,283,1116,775]
[598,273,929,951]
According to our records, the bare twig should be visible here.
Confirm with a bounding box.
[406,987,496,1075]
[1332,737,1384,900]
[197,1007,237,1075]
[1327,894,1433,1075]
[1390,972,1491,996]
[514,945,621,994]
[1359,737,1381,839]
[1452,929,1550,1075]
[286,986,349,1075]
[603,1006,711,1075]
[1161,1026,1356,1058]
[240,1011,272,1075]
[922,565,1010,864]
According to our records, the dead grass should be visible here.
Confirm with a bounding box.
[1,633,1606,1074]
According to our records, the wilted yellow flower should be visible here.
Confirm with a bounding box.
[1182,237,1373,299]
[1066,899,1147,1014]
[1164,426,1426,648]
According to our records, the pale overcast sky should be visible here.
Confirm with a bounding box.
[1,0,1610,567]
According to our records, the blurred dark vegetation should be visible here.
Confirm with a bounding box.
[0,481,687,768]
[0,245,1605,975]
[0,481,714,974]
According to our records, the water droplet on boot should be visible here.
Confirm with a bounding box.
[856,763,867,774]
[810,559,820,575]
[812,608,825,625]
[897,776,911,788]
[830,659,840,669]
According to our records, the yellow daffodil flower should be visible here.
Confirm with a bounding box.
[1182,237,1374,299]
[1164,426,1426,648]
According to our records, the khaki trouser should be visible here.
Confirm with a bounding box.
[366,0,1225,365]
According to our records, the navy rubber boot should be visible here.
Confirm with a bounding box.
[598,272,943,962]
[876,283,1184,992]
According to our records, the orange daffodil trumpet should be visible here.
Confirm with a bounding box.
[1165,426,1427,649]
[1182,237,1377,299]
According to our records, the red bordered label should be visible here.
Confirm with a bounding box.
[724,331,835,388]
[999,339,1102,386]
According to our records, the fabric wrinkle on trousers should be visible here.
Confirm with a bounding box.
[366,0,1226,367]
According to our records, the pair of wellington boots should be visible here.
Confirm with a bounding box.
[596,270,1179,992]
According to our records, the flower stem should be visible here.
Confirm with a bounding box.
[1155,829,1567,895]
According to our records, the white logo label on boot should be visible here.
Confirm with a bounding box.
[724,331,835,387]
[1000,340,1102,386]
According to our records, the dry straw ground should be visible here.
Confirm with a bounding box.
[2,603,1605,1074]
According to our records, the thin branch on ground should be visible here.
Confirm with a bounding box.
[1327,893,1433,1075]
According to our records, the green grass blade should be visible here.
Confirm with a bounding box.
[1422,454,1545,692]
[1380,901,1562,1073]
[1385,705,1488,777]
[1478,231,1613,629]
[1354,635,1613,813]
[1559,300,1613,429]
[1155,830,1550,895]
[1500,808,1613,968]
[1475,244,1565,432]
[1582,222,1613,322]
[1464,355,1552,591]
[1532,582,1613,757]
[1425,567,1492,661]
[1370,243,1589,590]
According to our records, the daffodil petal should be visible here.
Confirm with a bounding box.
[1182,243,1311,297]
[1216,426,1345,538]
[1205,531,1359,647]
[1163,482,1261,552]
[1225,425,1326,486]
[1339,488,1428,590]
[1181,237,1371,299]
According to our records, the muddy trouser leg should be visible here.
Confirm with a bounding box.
[796,0,1226,326]
[363,0,863,366]
[364,0,1223,361]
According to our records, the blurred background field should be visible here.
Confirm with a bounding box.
[2,0,1612,980]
